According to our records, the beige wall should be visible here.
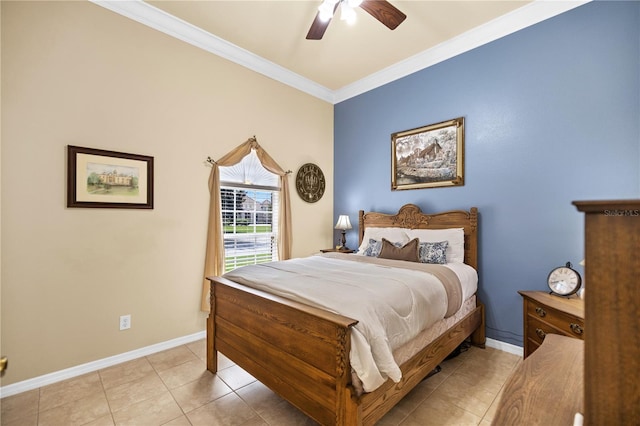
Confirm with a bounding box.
[0,1,333,385]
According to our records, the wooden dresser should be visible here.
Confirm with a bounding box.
[492,334,584,426]
[574,200,640,425]
[519,291,584,358]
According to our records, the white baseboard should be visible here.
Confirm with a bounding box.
[1,332,521,399]
[486,337,524,357]
[0,330,206,399]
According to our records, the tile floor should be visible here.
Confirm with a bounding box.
[1,339,521,426]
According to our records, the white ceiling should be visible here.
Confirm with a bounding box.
[92,0,589,103]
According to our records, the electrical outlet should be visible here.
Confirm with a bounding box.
[119,314,131,331]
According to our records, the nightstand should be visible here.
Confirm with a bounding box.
[320,248,355,253]
[519,290,584,358]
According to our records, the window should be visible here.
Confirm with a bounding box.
[221,186,279,271]
[219,150,279,272]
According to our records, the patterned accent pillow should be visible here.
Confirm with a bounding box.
[362,238,383,257]
[418,241,449,264]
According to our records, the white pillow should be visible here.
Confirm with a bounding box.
[357,227,410,254]
[405,228,465,263]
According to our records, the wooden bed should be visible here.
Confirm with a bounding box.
[206,204,485,425]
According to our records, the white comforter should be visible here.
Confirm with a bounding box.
[223,254,458,392]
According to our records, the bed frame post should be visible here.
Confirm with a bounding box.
[471,302,486,348]
[206,281,217,373]
[335,326,361,425]
[342,387,361,425]
[358,210,365,246]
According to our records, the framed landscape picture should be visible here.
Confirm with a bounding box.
[67,145,154,209]
[391,117,464,190]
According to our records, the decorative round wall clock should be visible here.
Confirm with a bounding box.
[295,163,325,203]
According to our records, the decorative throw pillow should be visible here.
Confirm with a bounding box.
[362,239,405,257]
[405,228,465,263]
[378,238,420,262]
[419,241,449,264]
[362,238,383,257]
[356,227,410,253]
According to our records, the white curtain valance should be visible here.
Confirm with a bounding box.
[219,149,279,188]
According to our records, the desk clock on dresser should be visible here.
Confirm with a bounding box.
[519,290,584,358]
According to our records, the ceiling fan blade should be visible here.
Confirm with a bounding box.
[359,0,406,30]
[306,2,340,40]
[306,13,331,40]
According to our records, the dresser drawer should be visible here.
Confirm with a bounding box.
[519,291,585,358]
[526,301,585,339]
[525,316,578,347]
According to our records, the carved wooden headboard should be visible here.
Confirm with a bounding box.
[358,204,479,270]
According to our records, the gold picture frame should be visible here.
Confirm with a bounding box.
[391,117,464,190]
[67,145,154,209]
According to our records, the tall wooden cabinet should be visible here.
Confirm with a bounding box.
[573,200,640,425]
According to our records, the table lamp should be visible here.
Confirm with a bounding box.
[334,215,352,250]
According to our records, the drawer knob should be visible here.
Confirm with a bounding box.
[535,307,546,317]
[535,328,546,339]
[570,323,584,335]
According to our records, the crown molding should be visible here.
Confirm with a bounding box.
[90,0,336,103]
[333,0,591,103]
[92,0,590,105]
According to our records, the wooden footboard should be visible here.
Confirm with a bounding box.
[207,276,485,426]
[207,276,360,425]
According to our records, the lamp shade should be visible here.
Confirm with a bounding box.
[334,215,352,230]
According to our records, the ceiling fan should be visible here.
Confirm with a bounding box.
[306,0,407,40]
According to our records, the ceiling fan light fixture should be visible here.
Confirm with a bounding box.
[318,3,333,22]
[318,2,334,22]
[340,2,357,25]
[307,0,405,40]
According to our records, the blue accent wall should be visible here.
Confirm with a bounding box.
[334,1,640,346]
